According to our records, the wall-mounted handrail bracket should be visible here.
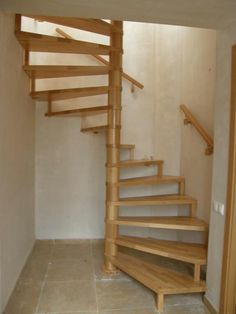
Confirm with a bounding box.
[180,104,214,155]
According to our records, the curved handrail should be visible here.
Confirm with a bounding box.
[180,104,213,155]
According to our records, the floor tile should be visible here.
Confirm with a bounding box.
[99,309,158,314]
[164,303,210,313]
[165,293,203,306]
[19,258,49,281]
[47,258,94,281]
[96,279,155,311]
[52,241,92,261]
[37,280,97,313]
[4,280,42,314]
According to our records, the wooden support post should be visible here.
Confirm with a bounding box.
[15,14,22,32]
[194,264,201,282]
[190,201,197,217]
[179,180,185,195]
[156,294,164,312]
[104,21,123,274]
[24,50,30,66]
[157,163,163,176]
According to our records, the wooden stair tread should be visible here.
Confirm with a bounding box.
[120,144,135,149]
[31,86,109,101]
[114,235,207,265]
[46,106,109,117]
[114,159,164,168]
[109,216,208,231]
[118,175,185,187]
[25,15,120,36]
[15,31,117,55]
[23,65,111,79]
[107,252,206,295]
[113,194,196,206]
[81,125,108,133]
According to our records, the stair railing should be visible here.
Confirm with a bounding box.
[55,27,144,93]
[180,104,213,155]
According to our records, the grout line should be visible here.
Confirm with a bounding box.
[90,239,99,314]
[35,241,55,313]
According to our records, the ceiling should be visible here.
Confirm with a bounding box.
[1,0,236,29]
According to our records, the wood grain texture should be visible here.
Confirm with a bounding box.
[108,216,208,231]
[107,252,206,294]
[117,175,185,187]
[15,31,116,55]
[31,86,109,101]
[112,235,207,264]
[46,105,109,117]
[23,65,111,79]
[81,125,108,133]
[24,15,120,36]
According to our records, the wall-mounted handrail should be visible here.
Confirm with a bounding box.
[180,104,214,155]
[55,27,144,92]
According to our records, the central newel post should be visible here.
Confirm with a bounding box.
[104,21,123,273]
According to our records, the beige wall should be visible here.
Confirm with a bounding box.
[206,20,236,312]
[0,13,35,311]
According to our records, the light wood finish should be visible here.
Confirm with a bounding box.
[25,15,120,36]
[15,31,116,55]
[56,28,144,91]
[180,104,214,155]
[23,65,111,79]
[108,216,208,231]
[104,21,123,273]
[46,105,109,117]
[111,194,197,216]
[120,144,135,150]
[112,235,207,265]
[81,125,108,133]
[117,175,185,189]
[112,159,163,168]
[194,264,201,282]
[107,253,206,312]
[220,44,236,314]
[31,86,109,101]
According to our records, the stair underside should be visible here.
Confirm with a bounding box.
[46,106,109,117]
[113,235,207,265]
[81,125,108,133]
[108,216,208,231]
[15,31,116,55]
[24,15,120,36]
[107,253,206,295]
[31,86,109,101]
[118,175,185,187]
[23,65,111,79]
[112,194,196,206]
[114,159,163,168]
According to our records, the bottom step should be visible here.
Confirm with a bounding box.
[106,252,206,312]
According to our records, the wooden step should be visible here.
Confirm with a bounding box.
[114,159,163,168]
[112,195,197,215]
[24,15,120,36]
[120,144,135,150]
[106,253,206,312]
[15,31,117,55]
[108,216,208,231]
[113,235,207,265]
[23,65,111,79]
[46,106,109,117]
[118,175,185,187]
[31,86,109,101]
[81,125,108,133]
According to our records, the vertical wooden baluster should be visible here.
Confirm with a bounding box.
[104,21,123,273]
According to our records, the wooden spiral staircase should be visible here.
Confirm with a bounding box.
[15,14,208,312]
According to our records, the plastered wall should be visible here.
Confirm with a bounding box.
[206,20,236,312]
[0,13,35,311]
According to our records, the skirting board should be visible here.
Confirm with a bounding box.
[203,296,218,314]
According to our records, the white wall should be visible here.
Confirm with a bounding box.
[0,13,35,311]
[206,20,236,312]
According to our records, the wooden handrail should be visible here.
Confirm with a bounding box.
[55,27,144,92]
[180,104,214,155]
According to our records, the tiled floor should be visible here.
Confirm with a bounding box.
[4,240,210,314]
